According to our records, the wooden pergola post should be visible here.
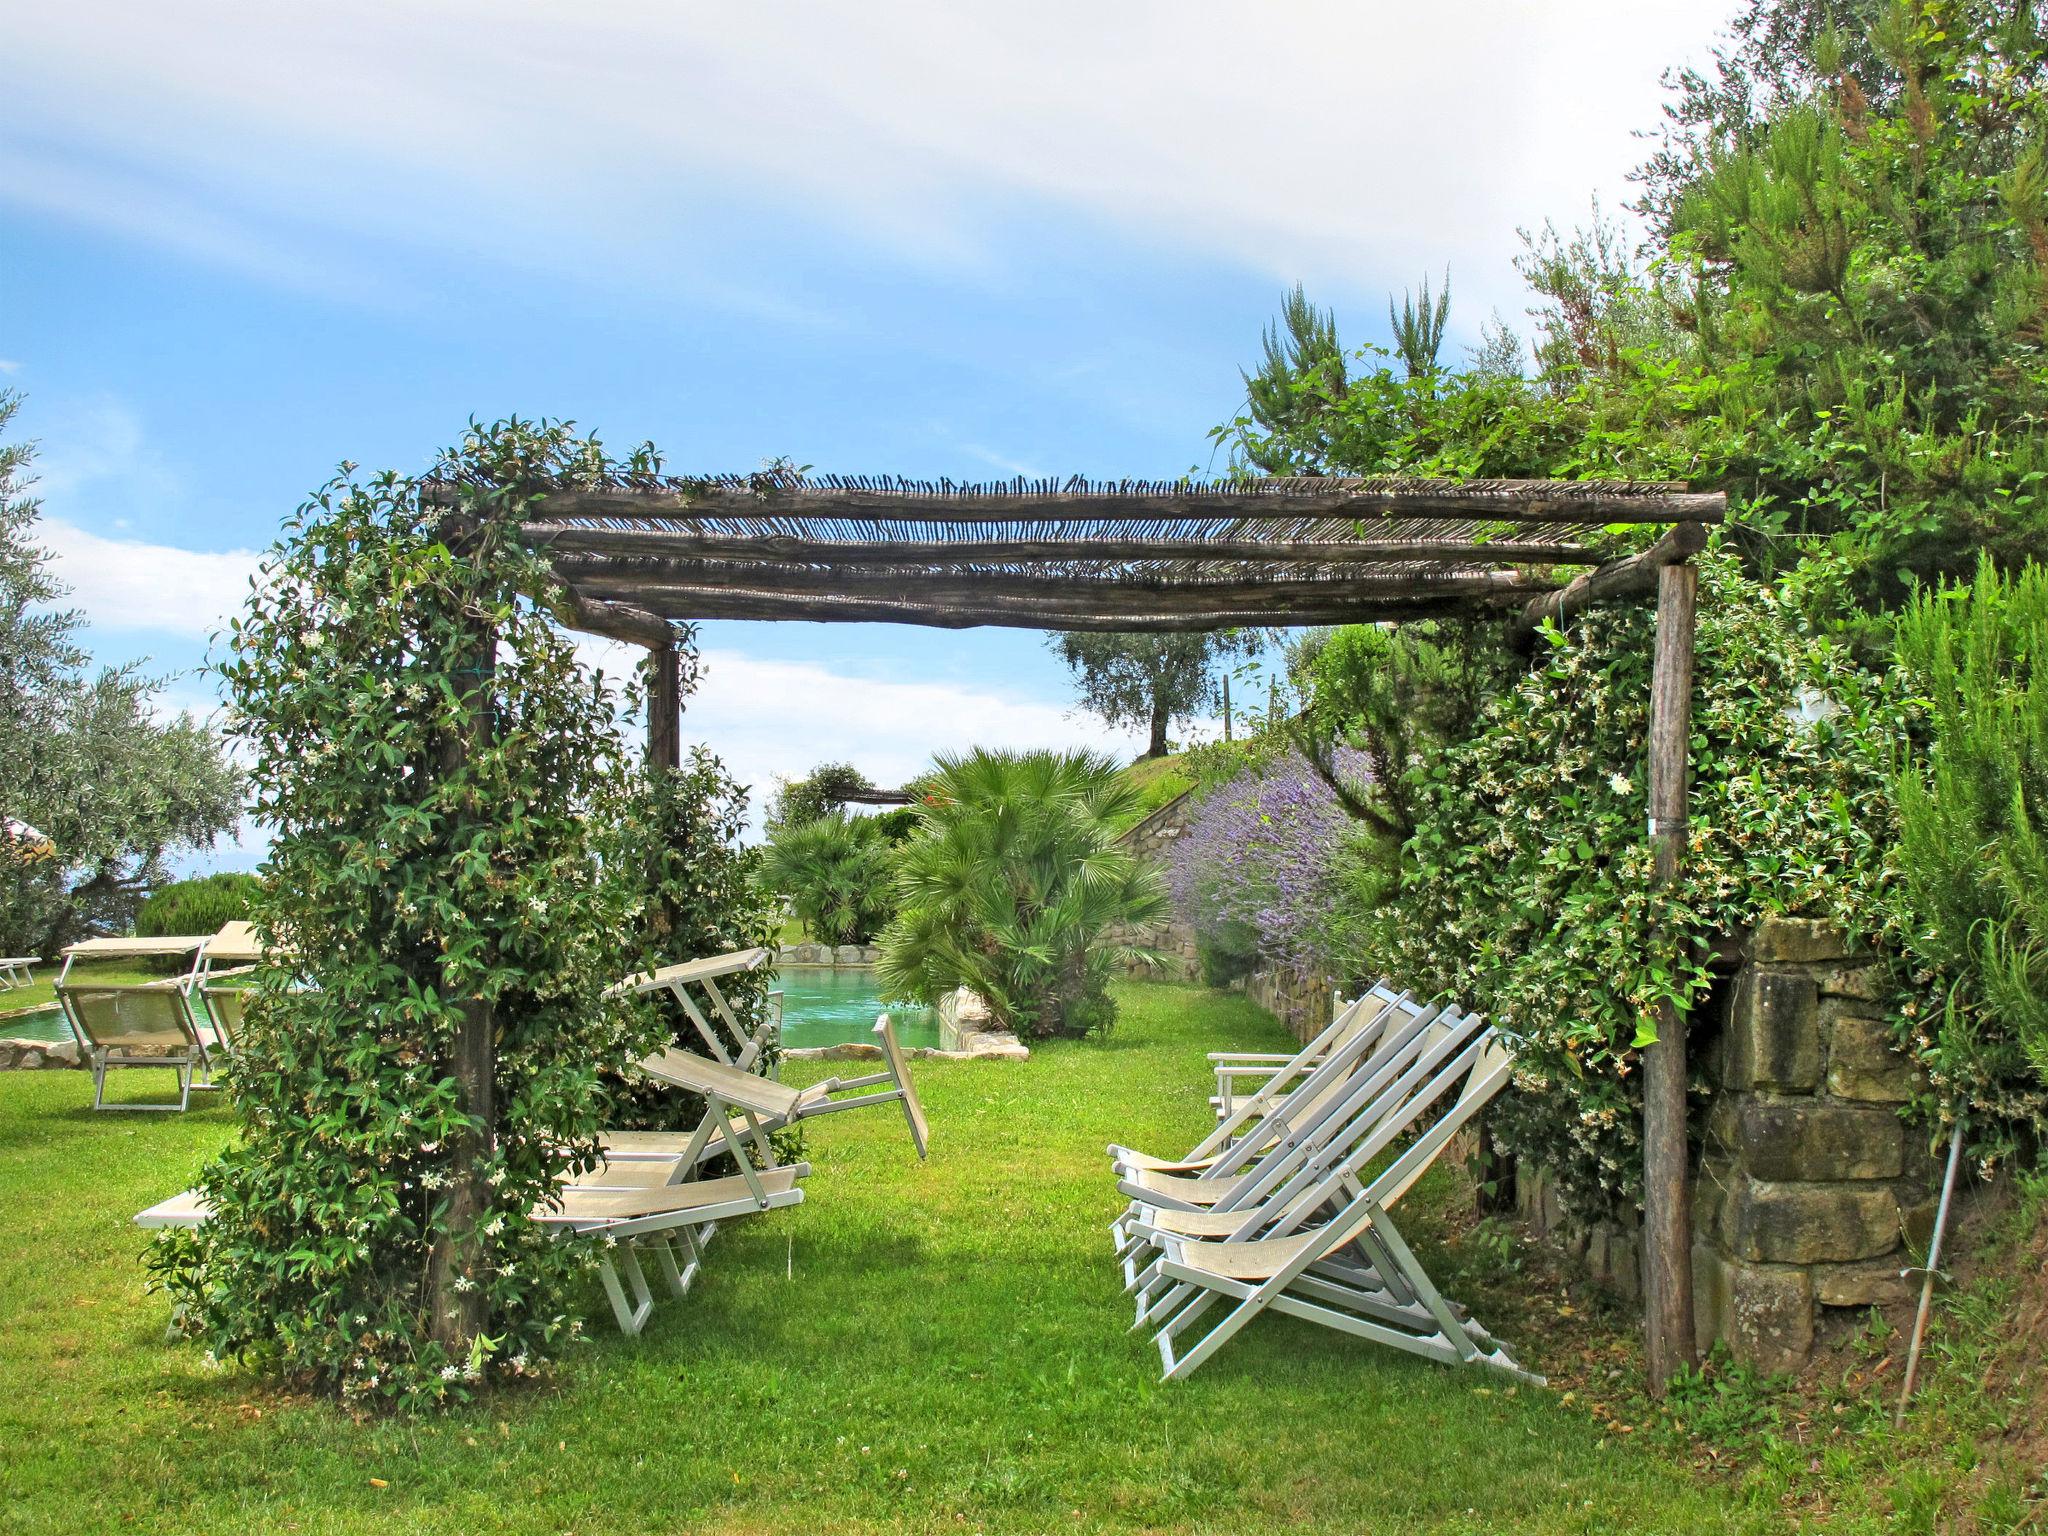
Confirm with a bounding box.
[1642,559,1699,1391]
[428,607,497,1355]
[647,640,681,776]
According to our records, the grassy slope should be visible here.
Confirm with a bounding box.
[0,981,1764,1535]
[1110,755,1195,833]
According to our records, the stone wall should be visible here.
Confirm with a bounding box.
[1518,917,1933,1374]
[1690,917,1932,1372]
[776,943,882,967]
[1240,964,1338,1044]
[1107,789,1200,981]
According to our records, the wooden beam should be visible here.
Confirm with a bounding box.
[646,642,680,776]
[523,524,1597,566]
[571,566,1544,614]
[1512,522,1709,640]
[547,585,676,649]
[519,483,1726,526]
[558,583,1491,631]
[1643,559,1700,1393]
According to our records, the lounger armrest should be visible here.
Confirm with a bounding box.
[1212,1063,1305,1082]
[1205,1051,1298,1064]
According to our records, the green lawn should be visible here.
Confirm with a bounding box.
[0,980,1769,1535]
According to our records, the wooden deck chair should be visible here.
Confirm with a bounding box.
[605,948,782,1066]
[1133,1029,1536,1383]
[57,979,218,1111]
[1206,978,1404,1117]
[1112,1006,1481,1289]
[536,1170,807,1333]
[633,1013,930,1160]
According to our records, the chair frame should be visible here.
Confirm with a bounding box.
[56,977,215,1112]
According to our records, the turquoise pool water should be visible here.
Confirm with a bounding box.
[776,968,938,1051]
[0,1005,70,1044]
[0,972,937,1052]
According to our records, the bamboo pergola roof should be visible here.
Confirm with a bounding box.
[506,473,1723,643]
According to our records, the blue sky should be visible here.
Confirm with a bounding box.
[2,2,1733,860]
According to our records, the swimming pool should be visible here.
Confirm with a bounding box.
[0,971,937,1053]
[776,967,937,1051]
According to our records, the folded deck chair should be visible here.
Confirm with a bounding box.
[57,978,222,1111]
[1206,978,1402,1117]
[134,1166,807,1338]
[1112,1004,1476,1282]
[1106,989,1433,1192]
[605,947,784,1067]
[1132,1028,1536,1383]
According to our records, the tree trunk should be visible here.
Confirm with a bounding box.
[427,615,497,1359]
[1146,695,1170,759]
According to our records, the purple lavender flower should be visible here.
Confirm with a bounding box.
[1168,749,1367,969]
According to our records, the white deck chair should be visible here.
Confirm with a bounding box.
[605,948,784,1067]
[634,1014,930,1161]
[1206,978,1402,1117]
[1133,1030,1536,1383]
[0,956,37,990]
[135,1166,807,1338]
[1106,992,1438,1215]
[57,979,221,1111]
[1112,1006,1479,1285]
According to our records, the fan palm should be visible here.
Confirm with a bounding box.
[877,748,1167,1038]
[760,811,897,945]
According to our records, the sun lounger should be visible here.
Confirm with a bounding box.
[1129,1026,1537,1383]
[635,1013,930,1162]
[57,977,223,1110]
[135,1164,808,1336]
[606,947,784,1067]
[0,956,36,989]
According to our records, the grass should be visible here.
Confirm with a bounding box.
[1110,754,1195,832]
[0,980,1769,1535]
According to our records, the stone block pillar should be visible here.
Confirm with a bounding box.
[1691,918,1931,1373]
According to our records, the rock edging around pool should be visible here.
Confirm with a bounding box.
[777,943,882,967]
[0,1038,82,1070]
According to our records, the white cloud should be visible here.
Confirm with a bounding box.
[0,359,20,375]
[4,2,1734,320]
[38,518,260,640]
[684,648,1142,812]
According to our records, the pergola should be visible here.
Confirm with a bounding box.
[511,470,1721,1386]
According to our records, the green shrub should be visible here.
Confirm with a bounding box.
[760,811,896,945]
[151,421,665,1410]
[134,872,260,938]
[1379,554,1905,1218]
[877,748,1167,1039]
[1889,556,2048,1148]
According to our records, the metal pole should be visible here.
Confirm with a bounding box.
[1895,1121,1967,1427]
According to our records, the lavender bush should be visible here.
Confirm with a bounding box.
[1168,748,1368,976]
